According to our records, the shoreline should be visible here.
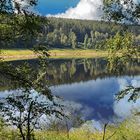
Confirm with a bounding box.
[0,49,109,61]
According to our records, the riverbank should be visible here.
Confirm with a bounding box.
[0,49,109,61]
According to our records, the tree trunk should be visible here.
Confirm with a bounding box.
[26,101,33,140]
[18,125,25,140]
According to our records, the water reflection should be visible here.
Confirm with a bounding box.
[51,76,140,122]
[0,58,139,90]
[0,58,140,123]
[114,76,140,119]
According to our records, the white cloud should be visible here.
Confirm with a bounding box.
[47,0,103,20]
[113,92,140,120]
[113,77,140,119]
[117,78,129,91]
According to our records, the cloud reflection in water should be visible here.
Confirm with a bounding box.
[51,76,140,122]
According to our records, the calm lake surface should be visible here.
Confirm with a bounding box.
[0,58,140,123]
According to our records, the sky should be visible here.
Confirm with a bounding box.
[35,0,103,20]
[18,0,140,21]
[36,0,79,15]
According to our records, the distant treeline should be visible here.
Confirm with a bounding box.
[1,15,140,49]
[42,18,140,49]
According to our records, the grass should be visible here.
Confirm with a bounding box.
[0,49,109,61]
[0,49,36,61]
[49,49,108,58]
[0,118,140,140]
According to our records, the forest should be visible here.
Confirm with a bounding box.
[1,15,140,50]
[46,18,140,49]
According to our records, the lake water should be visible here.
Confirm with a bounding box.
[0,58,140,124]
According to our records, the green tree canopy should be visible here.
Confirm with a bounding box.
[103,0,140,24]
[103,0,140,104]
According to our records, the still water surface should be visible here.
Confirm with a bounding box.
[0,58,140,123]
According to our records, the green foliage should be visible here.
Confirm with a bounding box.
[1,14,140,50]
[0,2,62,140]
[103,0,140,24]
[103,0,140,105]
[0,59,65,140]
[69,31,77,49]
[83,34,88,49]
[44,18,140,50]
[106,32,134,51]
[0,1,139,140]
[0,0,48,50]
[106,32,139,74]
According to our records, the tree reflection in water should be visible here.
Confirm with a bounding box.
[0,57,139,139]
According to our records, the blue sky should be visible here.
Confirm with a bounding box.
[34,0,140,20]
[34,0,103,20]
[36,0,79,15]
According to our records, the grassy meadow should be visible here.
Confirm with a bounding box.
[0,118,140,140]
[0,49,109,61]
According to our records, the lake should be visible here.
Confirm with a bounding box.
[0,58,140,125]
